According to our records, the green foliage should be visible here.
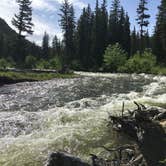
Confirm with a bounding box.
[25,55,37,69]
[36,57,62,70]
[59,0,76,64]
[0,58,8,69]
[0,58,13,69]
[0,71,77,81]
[136,0,150,53]
[42,32,50,59]
[121,49,156,73]
[36,59,50,69]
[151,66,166,75]
[76,5,94,70]
[49,57,62,70]
[12,0,34,36]
[154,0,166,64]
[103,43,127,72]
[90,0,108,68]
[130,27,138,55]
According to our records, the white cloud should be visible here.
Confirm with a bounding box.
[55,0,87,9]
[32,0,57,12]
[28,15,63,45]
[0,0,87,45]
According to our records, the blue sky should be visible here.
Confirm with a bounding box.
[0,0,161,45]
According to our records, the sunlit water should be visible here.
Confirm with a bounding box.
[0,72,166,166]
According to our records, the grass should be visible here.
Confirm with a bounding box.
[152,66,166,75]
[0,71,78,82]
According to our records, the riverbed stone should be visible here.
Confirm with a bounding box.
[46,152,90,166]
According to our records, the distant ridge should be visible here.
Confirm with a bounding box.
[0,17,41,59]
[0,17,17,39]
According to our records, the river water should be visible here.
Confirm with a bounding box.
[0,72,166,166]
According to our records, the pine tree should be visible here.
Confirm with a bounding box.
[12,0,33,37]
[119,7,125,45]
[12,0,34,66]
[136,32,141,52]
[108,2,130,55]
[131,27,137,56]
[123,13,131,55]
[144,30,150,49]
[42,32,50,59]
[52,35,58,56]
[52,35,62,57]
[91,0,101,69]
[136,0,150,53]
[154,0,166,64]
[118,8,131,55]
[77,4,93,70]
[100,0,108,57]
[91,0,108,69]
[59,0,76,66]
[108,0,121,45]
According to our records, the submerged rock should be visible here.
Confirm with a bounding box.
[46,152,90,166]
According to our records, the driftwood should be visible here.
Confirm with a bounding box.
[108,102,166,166]
[90,144,146,166]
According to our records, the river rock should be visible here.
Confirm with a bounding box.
[46,152,90,166]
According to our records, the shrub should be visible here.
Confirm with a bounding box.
[151,66,166,75]
[103,43,127,72]
[121,49,156,73]
[36,59,50,69]
[0,58,11,69]
[49,57,62,70]
[36,57,62,70]
[25,55,37,69]
[6,57,15,68]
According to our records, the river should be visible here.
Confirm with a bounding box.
[0,72,166,166]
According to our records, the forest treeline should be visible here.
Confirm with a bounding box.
[0,0,166,73]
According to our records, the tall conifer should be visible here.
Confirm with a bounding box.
[136,0,150,53]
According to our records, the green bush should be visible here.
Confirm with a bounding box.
[120,49,156,74]
[103,43,127,72]
[25,55,37,69]
[49,57,62,70]
[36,57,62,70]
[0,58,12,69]
[36,59,50,69]
[151,66,166,75]
[6,57,15,67]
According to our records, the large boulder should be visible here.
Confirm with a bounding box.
[46,152,90,166]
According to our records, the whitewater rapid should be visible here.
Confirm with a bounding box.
[0,72,166,166]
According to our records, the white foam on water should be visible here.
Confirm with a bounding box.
[0,72,165,165]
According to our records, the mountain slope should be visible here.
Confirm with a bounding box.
[0,17,41,60]
[0,18,17,38]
